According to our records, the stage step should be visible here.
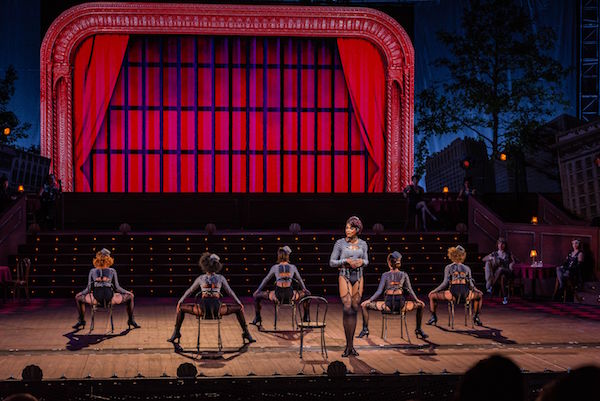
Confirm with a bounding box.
[8,231,486,298]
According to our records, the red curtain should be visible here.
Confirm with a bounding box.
[74,36,380,193]
[337,38,386,192]
[74,34,129,191]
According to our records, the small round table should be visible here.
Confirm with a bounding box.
[512,263,556,300]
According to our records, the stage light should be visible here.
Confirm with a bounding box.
[22,365,43,381]
[442,186,449,193]
[460,158,471,170]
[531,216,538,224]
[3,127,10,135]
[17,185,24,192]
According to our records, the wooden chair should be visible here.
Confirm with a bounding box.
[194,293,223,354]
[448,294,473,330]
[380,294,410,343]
[7,258,31,302]
[296,296,327,359]
[89,298,114,334]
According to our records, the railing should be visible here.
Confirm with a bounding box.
[0,196,27,265]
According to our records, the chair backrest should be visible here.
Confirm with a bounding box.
[15,258,31,282]
[296,295,328,325]
[194,292,222,320]
[382,293,403,315]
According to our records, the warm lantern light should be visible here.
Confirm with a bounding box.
[530,249,538,265]
[3,127,10,136]
[17,185,24,193]
[499,153,507,161]
[442,186,449,193]
[531,216,538,224]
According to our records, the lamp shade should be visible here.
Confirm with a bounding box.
[530,250,538,258]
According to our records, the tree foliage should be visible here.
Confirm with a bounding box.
[0,65,31,146]
[415,0,569,175]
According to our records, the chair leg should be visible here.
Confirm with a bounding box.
[321,327,327,358]
[109,306,114,334]
[197,317,201,354]
[217,320,222,352]
[299,328,304,359]
[89,307,95,334]
[274,304,278,331]
[291,303,297,330]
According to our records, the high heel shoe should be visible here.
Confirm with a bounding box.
[167,331,181,344]
[415,328,428,339]
[341,348,351,358]
[72,320,86,330]
[426,314,438,326]
[127,318,141,329]
[473,314,483,326]
[350,347,359,356]
[250,315,262,326]
[242,331,256,343]
[356,328,369,338]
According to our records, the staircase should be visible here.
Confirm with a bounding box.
[9,231,485,299]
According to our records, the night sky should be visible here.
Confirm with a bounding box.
[0,0,576,153]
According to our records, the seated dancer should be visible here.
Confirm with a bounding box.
[357,251,428,339]
[426,245,483,326]
[402,175,437,231]
[482,237,515,304]
[251,245,311,326]
[554,239,585,299]
[167,252,255,344]
[73,248,139,330]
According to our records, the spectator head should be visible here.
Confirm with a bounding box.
[536,365,600,401]
[3,394,39,401]
[455,355,524,401]
[411,175,420,185]
[326,361,347,378]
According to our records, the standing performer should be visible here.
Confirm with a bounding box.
[73,248,139,330]
[251,246,311,326]
[357,251,428,339]
[426,245,484,326]
[330,216,369,357]
[167,253,255,344]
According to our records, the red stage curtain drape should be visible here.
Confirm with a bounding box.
[74,36,384,193]
[337,38,386,192]
[74,35,129,192]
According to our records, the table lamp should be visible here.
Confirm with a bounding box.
[530,249,538,266]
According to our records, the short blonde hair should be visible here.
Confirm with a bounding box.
[93,252,114,269]
[447,246,466,264]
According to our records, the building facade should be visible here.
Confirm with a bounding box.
[556,120,600,221]
[425,137,494,193]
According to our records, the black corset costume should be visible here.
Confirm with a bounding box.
[431,263,475,303]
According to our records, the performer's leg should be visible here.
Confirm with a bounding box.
[339,276,360,356]
[72,293,89,329]
[167,303,201,343]
[484,261,494,293]
[405,301,428,338]
[252,290,270,325]
[113,293,140,328]
[222,303,256,343]
[468,289,483,325]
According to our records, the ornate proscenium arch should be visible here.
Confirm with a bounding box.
[41,2,414,192]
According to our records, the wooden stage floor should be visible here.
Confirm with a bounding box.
[1,297,600,379]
